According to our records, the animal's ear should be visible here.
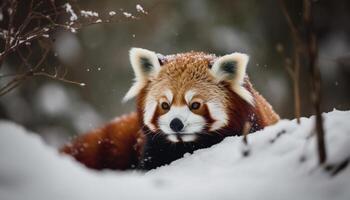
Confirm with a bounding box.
[211,53,254,105]
[211,52,249,84]
[123,48,161,102]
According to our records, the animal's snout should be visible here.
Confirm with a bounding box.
[169,118,184,132]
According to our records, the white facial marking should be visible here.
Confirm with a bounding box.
[181,135,197,142]
[167,135,179,143]
[164,89,173,103]
[143,97,157,131]
[184,90,196,104]
[158,106,205,135]
[207,101,228,131]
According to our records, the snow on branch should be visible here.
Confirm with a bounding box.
[64,3,78,21]
[0,0,148,96]
[136,4,148,14]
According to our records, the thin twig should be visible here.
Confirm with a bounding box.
[33,71,85,86]
[241,122,251,157]
[303,0,327,165]
[0,0,148,96]
[278,0,302,123]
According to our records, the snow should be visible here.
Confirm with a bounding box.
[136,4,147,14]
[109,11,116,16]
[64,3,78,21]
[0,110,350,200]
[123,12,133,18]
[80,10,99,18]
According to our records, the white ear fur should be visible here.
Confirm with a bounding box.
[123,48,161,102]
[211,52,254,105]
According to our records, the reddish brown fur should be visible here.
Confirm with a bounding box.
[61,112,144,170]
[61,51,279,170]
[147,52,219,108]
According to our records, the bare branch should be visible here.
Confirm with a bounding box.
[241,122,251,157]
[33,71,85,87]
[278,0,302,123]
[303,0,327,165]
[0,0,148,96]
[279,0,327,165]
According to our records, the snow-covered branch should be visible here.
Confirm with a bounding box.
[0,0,148,96]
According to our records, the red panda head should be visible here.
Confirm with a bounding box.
[124,48,256,143]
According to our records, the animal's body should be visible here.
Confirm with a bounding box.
[61,48,279,170]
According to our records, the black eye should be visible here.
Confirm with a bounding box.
[161,102,170,110]
[190,102,201,110]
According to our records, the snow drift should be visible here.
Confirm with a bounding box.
[0,110,349,200]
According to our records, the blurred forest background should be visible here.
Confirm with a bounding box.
[0,0,349,147]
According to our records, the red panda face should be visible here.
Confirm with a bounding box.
[124,48,253,143]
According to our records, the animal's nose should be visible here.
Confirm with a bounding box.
[169,118,184,132]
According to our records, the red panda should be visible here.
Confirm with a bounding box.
[61,48,280,170]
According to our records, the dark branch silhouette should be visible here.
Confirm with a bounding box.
[0,0,147,97]
[278,0,327,165]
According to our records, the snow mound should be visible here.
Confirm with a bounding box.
[0,110,350,200]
